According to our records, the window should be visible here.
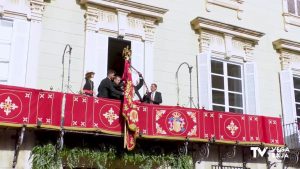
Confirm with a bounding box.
[211,60,244,113]
[287,0,300,16]
[293,76,300,122]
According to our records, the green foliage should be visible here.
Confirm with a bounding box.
[30,144,193,169]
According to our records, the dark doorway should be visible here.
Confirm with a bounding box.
[107,37,131,77]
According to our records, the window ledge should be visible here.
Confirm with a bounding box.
[206,0,244,19]
[283,13,300,31]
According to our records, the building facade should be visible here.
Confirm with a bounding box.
[1,0,300,168]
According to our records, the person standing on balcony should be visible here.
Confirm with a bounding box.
[97,69,123,98]
[111,75,124,100]
[143,83,162,105]
[82,71,95,96]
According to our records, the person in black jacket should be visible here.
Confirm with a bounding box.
[143,83,162,105]
[97,70,123,98]
[83,72,95,96]
[111,75,123,100]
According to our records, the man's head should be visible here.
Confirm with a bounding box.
[107,69,116,80]
[150,83,157,92]
[113,76,121,85]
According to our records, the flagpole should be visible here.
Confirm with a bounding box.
[124,122,127,149]
[130,65,150,92]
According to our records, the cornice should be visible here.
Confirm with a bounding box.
[273,39,300,53]
[191,17,265,43]
[80,0,168,22]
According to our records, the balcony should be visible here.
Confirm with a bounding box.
[0,84,285,168]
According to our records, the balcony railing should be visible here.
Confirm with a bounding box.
[211,165,249,169]
[284,121,300,150]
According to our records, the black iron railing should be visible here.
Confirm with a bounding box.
[211,165,248,169]
[284,121,300,150]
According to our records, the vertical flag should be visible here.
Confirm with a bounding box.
[122,46,139,150]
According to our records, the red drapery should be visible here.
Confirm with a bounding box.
[0,84,284,147]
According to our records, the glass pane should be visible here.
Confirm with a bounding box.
[212,90,225,105]
[228,78,242,92]
[212,75,224,89]
[288,0,296,14]
[0,43,11,60]
[227,63,241,78]
[211,60,223,75]
[297,0,300,16]
[229,108,243,113]
[213,105,225,112]
[295,90,300,103]
[294,77,300,89]
[229,93,243,107]
[296,104,300,116]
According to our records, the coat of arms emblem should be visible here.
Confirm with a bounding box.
[168,112,185,133]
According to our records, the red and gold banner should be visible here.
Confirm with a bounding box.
[121,59,139,150]
[0,84,284,147]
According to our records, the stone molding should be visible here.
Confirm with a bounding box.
[81,0,167,41]
[273,39,300,70]
[29,0,45,22]
[0,0,45,22]
[191,17,264,62]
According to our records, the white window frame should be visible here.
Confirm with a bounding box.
[211,58,245,113]
[286,0,300,16]
[293,75,300,122]
[192,17,264,115]
[283,0,300,31]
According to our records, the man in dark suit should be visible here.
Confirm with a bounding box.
[97,70,123,98]
[143,83,162,105]
[111,75,123,100]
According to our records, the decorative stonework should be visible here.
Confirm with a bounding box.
[191,17,264,62]
[86,5,99,32]
[273,39,300,70]
[0,0,46,21]
[97,8,117,33]
[206,0,244,20]
[29,0,45,22]
[144,17,156,41]
[0,0,30,20]
[198,31,211,52]
[81,0,167,39]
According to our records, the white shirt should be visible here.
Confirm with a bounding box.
[151,91,156,101]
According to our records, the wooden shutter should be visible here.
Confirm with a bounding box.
[244,62,259,114]
[9,19,30,86]
[197,52,212,110]
[0,19,13,84]
[131,40,145,98]
[280,69,296,124]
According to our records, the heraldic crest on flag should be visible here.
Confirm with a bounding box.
[122,46,139,150]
